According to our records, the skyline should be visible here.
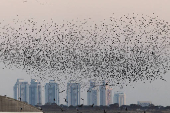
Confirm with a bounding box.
[11,77,163,107]
[12,78,125,106]
[0,0,170,107]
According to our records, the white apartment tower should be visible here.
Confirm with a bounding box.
[113,92,126,107]
[100,80,112,106]
[29,79,42,106]
[45,80,59,105]
[66,80,80,106]
[13,79,29,103]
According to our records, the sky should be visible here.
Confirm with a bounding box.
[0,0,170,106]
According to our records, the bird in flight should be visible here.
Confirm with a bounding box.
[104,109,107,113]
[78,104,83,107]
[91,103,94,107]
[60,108,64,112]
[23,0,27,3]
[59,90,65,93]
[64,98,68,103]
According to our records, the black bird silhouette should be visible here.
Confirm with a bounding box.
[59,90,65,93]
[60,108,64,112]
[18,97,21,101]
[64,98,68,103]
[91,103,94,107]
[87,90,91,92]
[78,104,83,107]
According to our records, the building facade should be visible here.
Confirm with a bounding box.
[13,79,29,103]
[66,80,80,106]
[87,80,100,106]
[100,80,112,106]
[137,101,152,107]
[113,92,126,107]
[29,79,42,106]
[45,80,59,105]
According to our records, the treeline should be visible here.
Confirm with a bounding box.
[36,103,170,112]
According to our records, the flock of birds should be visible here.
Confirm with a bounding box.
[23,0,48,5]
[0,13,170,92]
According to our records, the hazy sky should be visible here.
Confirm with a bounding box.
[0,0,170,106]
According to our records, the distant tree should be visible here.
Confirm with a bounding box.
[149,104,155,107]
[99,105,104,109]
[69,105,74,109]
[125,107,127,111]
[130,104,141,109]
[60,104,64,107]
[36,103,42,106]
[103,105,109,110]
[165,106,170,110]
[51,103,57,105]
[100,105,104,107]
[158,105,164,109]
[148,104,155,109]
[45,102,51,105]
[109,103,119,109]
[94,107,100,111]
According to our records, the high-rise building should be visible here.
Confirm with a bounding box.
[13,79,29,103]
[137,101,152,107]
[100,80,112,106]
[113,92,126,107]
[87,80,100,106]
[66,80,80,106]
[45,80,59,105]
[29,79,42,106]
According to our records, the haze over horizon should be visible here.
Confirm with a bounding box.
[0,0,170,107]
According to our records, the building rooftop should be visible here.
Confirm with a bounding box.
[17,79,25,82]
